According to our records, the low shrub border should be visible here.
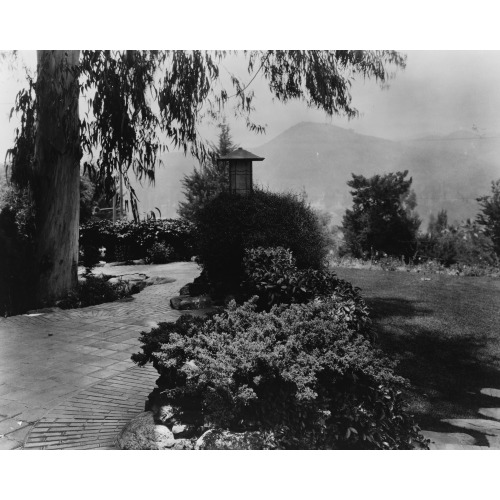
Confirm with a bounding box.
[133,298,428,449]
[79,218,194,264]
[329,255,500,278]
[56,273,136,309]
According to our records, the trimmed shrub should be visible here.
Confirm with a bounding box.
[79,218,194,263]
[133,298,427,450]
[193,189,331,289]
[242,247,372,337]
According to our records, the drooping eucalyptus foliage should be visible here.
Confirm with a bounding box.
[7,50,406,219]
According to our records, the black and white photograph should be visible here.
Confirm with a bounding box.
[0,2,499,498]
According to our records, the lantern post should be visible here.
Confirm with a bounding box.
[217,147,265,195]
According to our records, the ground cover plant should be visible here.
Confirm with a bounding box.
[56,273,135,309]
[332,266,500,434]
[133,297,428,449]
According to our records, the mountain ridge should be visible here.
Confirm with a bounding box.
[126,122,500,227]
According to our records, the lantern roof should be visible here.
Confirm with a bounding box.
[217,147,265,162]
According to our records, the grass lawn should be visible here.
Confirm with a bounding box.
[333,266,500,431]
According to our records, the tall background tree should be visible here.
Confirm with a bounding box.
[178,121,237,223]
[341,170,421,259]
[428,209,449,236]
[5,50,406,309]
[476,179,500,257]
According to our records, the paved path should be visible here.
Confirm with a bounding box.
[0,261,201,450]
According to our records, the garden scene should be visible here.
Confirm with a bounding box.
[1,49,500,452]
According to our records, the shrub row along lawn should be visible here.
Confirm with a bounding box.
[332,266,500,430]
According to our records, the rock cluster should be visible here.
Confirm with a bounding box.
[169,294,213,310]
[116,410,276,450]
[116,411,195,450]
[106,273,175,295]
[117,360,275,450]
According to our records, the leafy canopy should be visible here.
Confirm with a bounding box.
[178,121,237,223]
[7,50,406,219]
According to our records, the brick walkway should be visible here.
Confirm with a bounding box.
[0,261,201,450]
[23,365,157,450]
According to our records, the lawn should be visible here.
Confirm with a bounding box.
[333,266,500,431]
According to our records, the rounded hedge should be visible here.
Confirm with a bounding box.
[192,189,330,288]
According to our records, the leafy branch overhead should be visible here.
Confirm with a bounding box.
[7,50,406,220]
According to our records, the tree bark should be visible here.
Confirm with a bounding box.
[34,50,80,305]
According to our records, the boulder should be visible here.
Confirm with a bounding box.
[172,423,198,439]
[195,429,277,450]
[144,276,176,286]
[179,281,210,297]
[170,295,213,310]
[117,411,197,450]
[156,404,177,426]
[116,411,176,450]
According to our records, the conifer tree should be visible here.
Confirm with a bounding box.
[178,121,237,223]
[342,170,421,259]
[477,179,500,256]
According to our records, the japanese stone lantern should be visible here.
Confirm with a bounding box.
[217,147,265,195]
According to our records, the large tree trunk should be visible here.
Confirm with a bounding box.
[34,50,81,306]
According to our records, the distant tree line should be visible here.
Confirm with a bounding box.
[340,170,500,267]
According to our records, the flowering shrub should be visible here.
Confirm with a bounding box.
[145,242,174,264]
[79,218,194,262]
[132,298,427,449]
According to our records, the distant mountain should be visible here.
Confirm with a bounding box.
[130,122,500,228]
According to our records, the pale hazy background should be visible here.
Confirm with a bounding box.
[2,50,500,158]
[1,0,500,495]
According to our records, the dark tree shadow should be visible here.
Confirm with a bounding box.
[365,297,433,320]
[364,296,500,429]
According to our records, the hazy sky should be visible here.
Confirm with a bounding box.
[1,50,500,158]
